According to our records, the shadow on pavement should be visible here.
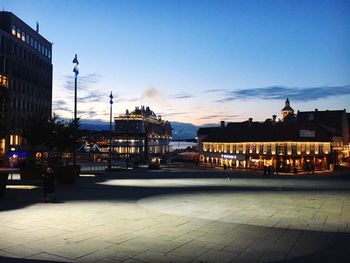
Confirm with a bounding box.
[1,168,350,262]
[0,256,71,263]
[1,168,350,212]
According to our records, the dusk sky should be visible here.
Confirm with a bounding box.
[4,0,350,125]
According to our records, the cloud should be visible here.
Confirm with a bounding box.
[52,99,70,112]
[199,114,240,120]
[158,112,189,117]
[78,92,105,103]
[117,97,139,102]
[141,87,161,100]
[171,92,194,99]
[218,85,350,102]
[78,109,98,118]
[205,89,226,93]
[62,73,101,92]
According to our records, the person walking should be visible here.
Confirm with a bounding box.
[42,162,55,203]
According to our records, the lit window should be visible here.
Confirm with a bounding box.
[252,145,256,153]
[21,31,25,42]
[292,144,297,154]
[0,74,8,88]
[16,27,21,38]
[310,144,315,154]
[259,145,264,154]
[267,145,271,154]
[278,144,284,155]
[12,25,16,35]
[319,145,323,154]
[238,144,243,154]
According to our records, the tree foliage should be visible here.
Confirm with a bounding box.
[24,114,80,153]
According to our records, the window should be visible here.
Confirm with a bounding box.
[310,144,315,154]
[278,144,284,155]
[292,144,297,154]
[252,144,257,153]
[12,25,16,35]
[238,144,243,154]
[16,27,21,38]
[233,145,236,153]
[48,50,51,59]
[267,145,271,154]
[226,145,230,153]
[38,43,41,52]
[259,145,264,154]
[26,34,29,44]
[21,31,25,42]
[319,144,323,154]
[246,145,250,153]
[0,74,8,88]
[34,40,37,49]
[30,37,34,47]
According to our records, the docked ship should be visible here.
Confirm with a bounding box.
[113,106,172,160]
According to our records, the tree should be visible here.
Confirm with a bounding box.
[24,114,80,160]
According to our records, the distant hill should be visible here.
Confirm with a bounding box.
[79,119,217,140]
[80,119,109,131]
[171,121,199,140]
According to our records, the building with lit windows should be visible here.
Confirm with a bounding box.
[198,99,350,172]
[0,11,52,162]
[113,106,172,160]
[296,109,350,163]
[199,122,332,171]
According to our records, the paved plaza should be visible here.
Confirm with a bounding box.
[1,165,350,263]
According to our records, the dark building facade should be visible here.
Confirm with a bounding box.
[0,12,52,161]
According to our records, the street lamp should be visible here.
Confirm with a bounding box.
[108,91,113,172]
[72,54,79,166]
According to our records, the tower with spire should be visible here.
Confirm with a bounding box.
[280,98,294,120]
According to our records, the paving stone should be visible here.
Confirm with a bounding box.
[25,252,74,262]
[222,238,254,254]
[193,249,238,263]
[2,245,42,258]
[133,250,188,263]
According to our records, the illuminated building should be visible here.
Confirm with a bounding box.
[199,122,332,171]
[198,99,350,171]
[0,12,52,161]
[280,98,294,120]
[113,106,172,159]
[297,109,350,162]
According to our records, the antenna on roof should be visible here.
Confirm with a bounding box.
[36,21,39,33]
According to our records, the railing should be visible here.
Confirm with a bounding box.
[79,161,131,172]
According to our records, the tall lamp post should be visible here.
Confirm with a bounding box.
[72,54,79,166]
[108,92,113,172]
